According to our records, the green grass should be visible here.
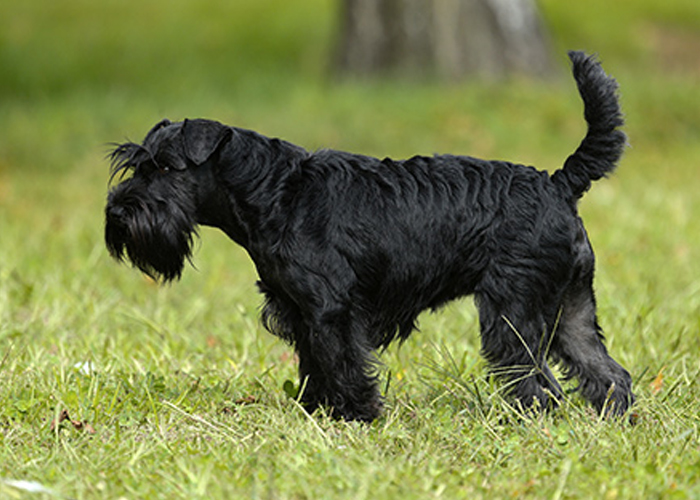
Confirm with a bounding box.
[1,0,700,498]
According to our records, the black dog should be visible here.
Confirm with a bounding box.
[105,52,634,422]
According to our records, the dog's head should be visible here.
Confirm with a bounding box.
[105,119,232,282]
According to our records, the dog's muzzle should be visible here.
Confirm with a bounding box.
[105,184,196,282]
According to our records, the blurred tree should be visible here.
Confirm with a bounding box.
[335,0,554,80]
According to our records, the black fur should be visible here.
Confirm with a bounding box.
[105,51,634,422]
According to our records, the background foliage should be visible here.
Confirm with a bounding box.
[1,0,699,498]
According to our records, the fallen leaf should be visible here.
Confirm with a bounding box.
[234,395,257,405]
[651,367,665,395]
[49,409,70,432]
[220,395,258,415]
[49,409,96,434]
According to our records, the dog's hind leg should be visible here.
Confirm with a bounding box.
[550,226,634,416]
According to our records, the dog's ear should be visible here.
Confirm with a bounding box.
[181,119,233,166]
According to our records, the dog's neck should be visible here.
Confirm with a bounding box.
[198,128,309,249]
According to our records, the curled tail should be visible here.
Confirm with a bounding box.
[551,51,626,200]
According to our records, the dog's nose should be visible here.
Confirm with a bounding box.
[106,204,126,221]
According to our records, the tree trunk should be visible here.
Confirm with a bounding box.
[335,0,554,80]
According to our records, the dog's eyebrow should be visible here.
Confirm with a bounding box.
[107,142,159,183]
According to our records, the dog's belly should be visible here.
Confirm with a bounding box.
[351,241,489,347]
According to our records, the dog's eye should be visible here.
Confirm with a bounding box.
[137,161,169,174]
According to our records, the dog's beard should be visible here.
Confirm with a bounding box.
[105,192,197,283]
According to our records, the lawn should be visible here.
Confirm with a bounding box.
[1,0,699,498]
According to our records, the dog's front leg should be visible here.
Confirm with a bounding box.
[294,312,382,423]
[475,291,565,413]
[258,267,382,422]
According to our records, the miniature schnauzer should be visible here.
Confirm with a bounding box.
[105,51,634,422]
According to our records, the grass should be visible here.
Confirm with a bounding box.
[1,0,700,498]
